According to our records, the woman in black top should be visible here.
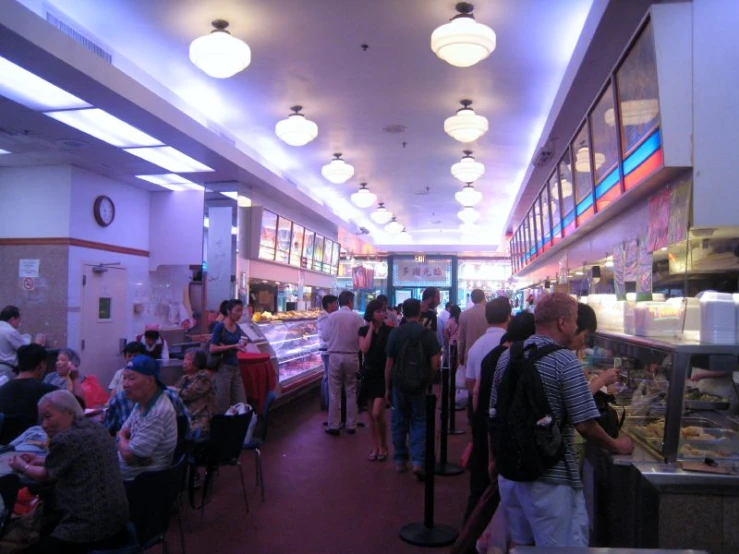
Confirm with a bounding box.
[358,299,392,461]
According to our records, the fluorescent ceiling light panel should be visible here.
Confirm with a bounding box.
[46,108,162,148]
[0,149,10,155]
[220,191,238,200]
[0,56,91,111]
[125,146,214,173]
[136,174,204,191]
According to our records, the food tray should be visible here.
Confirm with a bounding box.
[685,399,730,411]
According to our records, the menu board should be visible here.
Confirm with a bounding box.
[289,224,305,267]
[322,240,333,273]
[258,210,278,261]
[331,241,340,274]
[590,82,619,185]
[529,209,539,256]
[313,235,325,271]
[302,230,315,269]
[559,151,575,234]
[572,123,595,226]
[275,217,292,264]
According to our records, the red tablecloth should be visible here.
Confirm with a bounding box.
[237,352,275,414]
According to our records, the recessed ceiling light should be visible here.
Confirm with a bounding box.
[0,55,91,111]
[46,108,163,148]
[220,191,238,200]
[203,217,210,228]
[136,174,204,191]
[125,146,214,173]
[0,149,10,155]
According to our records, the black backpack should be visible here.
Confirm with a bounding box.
[393,328,432,393]
[475,344,508,430]
[489,341,567,482]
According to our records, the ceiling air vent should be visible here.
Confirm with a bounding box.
[45,12,113,64]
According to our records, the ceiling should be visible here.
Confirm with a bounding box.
[1,0,600,251]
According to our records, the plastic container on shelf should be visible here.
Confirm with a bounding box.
[698,291,737,344]
[623,301,636,335]
[734,293,739,343]
[634,300,685,337]
[588,294,622,332]
[680,297,700,341]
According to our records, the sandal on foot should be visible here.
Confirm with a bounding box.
[376,453,388,462]
[367,451,378,461]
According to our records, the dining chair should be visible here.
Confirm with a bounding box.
[243,390,277,502]
[0,473,20,537]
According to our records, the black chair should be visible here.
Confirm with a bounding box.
[188,411,252,522]
[127,454,188,554]
[244,391,276,503]
[176,414,189,442]
[87,522,139,554]
[0,473,20,537]
[0,414,35,445]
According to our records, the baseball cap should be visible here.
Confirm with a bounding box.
[125,354,166,388]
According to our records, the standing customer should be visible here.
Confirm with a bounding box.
[317,294,339,412]
[489,292,634,547]
[358,299,391,461]
[443,305,462,369]
[458,289,489,392]
[209,299,248,413]
[0,305,28,383]
[385,298,441,480]
[321,291,364,436]
[10,390,129,554]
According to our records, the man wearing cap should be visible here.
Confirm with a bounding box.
[116,355,178,480]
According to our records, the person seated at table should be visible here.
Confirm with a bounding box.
[175,349,216,439]
[9,390,130,554]
[0,344,57,440]
[116,355,178,481]
[108,341,147,400]
[136,329,170,361]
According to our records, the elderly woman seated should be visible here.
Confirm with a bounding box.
[175,349,216,439]
[42,348,110,408]
[9,390,130,554]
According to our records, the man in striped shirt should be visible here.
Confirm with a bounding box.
[489,292,633,547]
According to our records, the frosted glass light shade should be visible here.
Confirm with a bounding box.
[189,21,251,78]
[321,153,354,184]
[370,203,393,225]
[350,184,377,208]
[455,184,482,207]
[385,217,403,235]
[458,206,480,224]
[275,107,318,146]
[444,103,488,143]
[431,9,496,68]
[559,178,573,198]
[451,151,485,183]
[575,146,605,173]
[605,99,659,127]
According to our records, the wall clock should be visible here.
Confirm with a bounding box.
[93,195,115,227]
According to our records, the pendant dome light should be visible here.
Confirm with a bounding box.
[455,183,483,207]
[451,150,485,183]
[575,146,605,173]
[604,99,659,127]
[275,106,318,146]
[431,2,497,68]
[370,202,393,225]
[385,217,403,235]
[458,206,480,225]
[444,100,488,143]
[559,178,573,198]
[350,183,377,208]
[321,153,354,184]
[189,20,251,79]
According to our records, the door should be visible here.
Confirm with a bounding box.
[394,288,413,306]
[80,264,128,386]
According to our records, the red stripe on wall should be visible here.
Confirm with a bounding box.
[596,183,622,211]
[576,207,595,227]
[624,149,664,191]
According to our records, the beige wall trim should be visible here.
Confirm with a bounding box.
[0,238,150,258]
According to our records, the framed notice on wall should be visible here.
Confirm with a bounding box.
[393,259,453,287]
[289,224,305,267]
[303,230,315,269]
[258,210,278,261]
[313,235,325,272]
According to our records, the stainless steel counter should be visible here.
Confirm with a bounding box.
[512,548,708,553]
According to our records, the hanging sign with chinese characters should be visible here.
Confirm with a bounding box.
[393,259,452,287]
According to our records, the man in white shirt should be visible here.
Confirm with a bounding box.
[317,295,338,411]
[465,297,511,402]
[320,291,364,435]
[0,306,29,383]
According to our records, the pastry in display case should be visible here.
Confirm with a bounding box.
[244,312,323,386]
[588,331,739,467]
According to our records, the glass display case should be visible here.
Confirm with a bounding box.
[589,331,739,466]
[242,315,323,387]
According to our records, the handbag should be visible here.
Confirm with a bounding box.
[594,390,625,438]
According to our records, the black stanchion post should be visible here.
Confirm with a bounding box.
[399,394,458,547]
[435,368,464,476]
[448,350,465,434]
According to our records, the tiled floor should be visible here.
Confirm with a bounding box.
[171,391,471,554]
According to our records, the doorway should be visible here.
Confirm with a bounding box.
[392,288,450,314]
[80,264,128,386]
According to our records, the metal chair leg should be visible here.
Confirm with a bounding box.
[237,462,250,514]
[256,448,265,502]
[176,497,187,554]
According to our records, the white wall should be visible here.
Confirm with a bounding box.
[69,166,150,249]
[692,0,739,228]
[0,165,72,237]
[149,190,204,270]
